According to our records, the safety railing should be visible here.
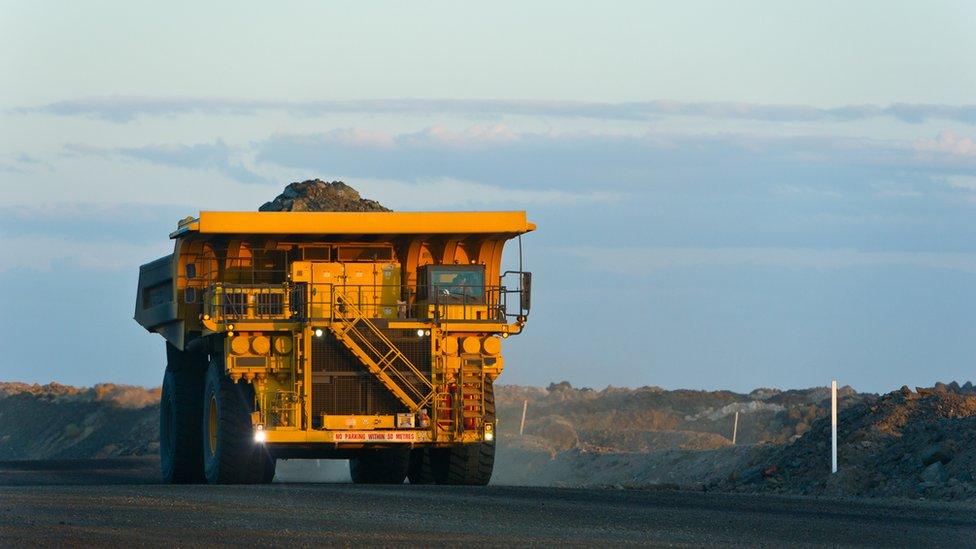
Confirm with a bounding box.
[202,283,299,323]
[202,278,530,325]
[302,283,512,323]
[329,293,434,410]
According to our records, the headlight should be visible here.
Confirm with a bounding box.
[254,430,267,443]
[484,432,494,441]
[314,328,324,337]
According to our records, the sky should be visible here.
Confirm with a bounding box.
[1,1,975,393]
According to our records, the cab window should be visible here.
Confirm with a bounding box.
[425,266,485,303]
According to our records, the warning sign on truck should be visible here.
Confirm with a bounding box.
[332,431,420,442]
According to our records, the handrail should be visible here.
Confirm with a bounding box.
[201,277,529,324]
[331,293,434,409]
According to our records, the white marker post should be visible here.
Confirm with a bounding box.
[732,411,739,445]
[519,399,528,437]
[831,379,838,474]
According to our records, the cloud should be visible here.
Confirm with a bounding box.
[253,126,976,193]
[352,177,621,210]
[35,125,976,258]
[16,96,976,125]
[0,202,190,243]
[0,153,54,174]
[947,175,976,190]
[63,140,267,184]
[914,131,976,157]
[562,246,976,275]
[0,234,168,273]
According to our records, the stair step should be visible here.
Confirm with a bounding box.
[326,294,434,412]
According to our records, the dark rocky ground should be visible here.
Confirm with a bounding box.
[3,381,975,501]
[0,383,159,460]
[2,460,975,547]
[715,383,976,501]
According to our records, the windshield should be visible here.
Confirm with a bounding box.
[429,267,485,303]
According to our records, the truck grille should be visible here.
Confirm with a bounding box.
[310,326,431,424]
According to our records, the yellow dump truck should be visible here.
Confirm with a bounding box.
[135,211,533,484]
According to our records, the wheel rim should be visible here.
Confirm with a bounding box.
[207,393,218,457]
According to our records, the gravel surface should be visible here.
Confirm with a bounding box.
[0,459,973,547]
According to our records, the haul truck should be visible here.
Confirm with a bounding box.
[135,211,533,485]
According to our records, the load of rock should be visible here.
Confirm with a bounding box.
[259,179,390,212]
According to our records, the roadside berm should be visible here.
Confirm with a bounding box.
[3,380,975,501]
[716,383,976,500]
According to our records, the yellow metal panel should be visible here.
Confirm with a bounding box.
[429,304,492,321]
[379,263,400,319]
[187,211,535,236]
[309,262,343,319]
[439,322,518,333]
[262,429,434,444]
[322,415,395,430]
[291,261,311,282]
[387,321,429,329]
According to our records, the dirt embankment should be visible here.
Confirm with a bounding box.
[496,382,869,454]
[494,382,976,501]
[0,383,159,460]
[717,383,976,501]
[3,380,974,501]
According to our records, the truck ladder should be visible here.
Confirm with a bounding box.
[457,362,486,433]
[329,293,434,411]
[435,364,486,434]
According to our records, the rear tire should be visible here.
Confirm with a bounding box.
[350,448,410,484]
[432,380,496,486]
[159,344,207,484]
[431,442,495,486]
[407,448,435,484]
[202,357,269,484]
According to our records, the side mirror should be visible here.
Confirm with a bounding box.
[520,272,532,313]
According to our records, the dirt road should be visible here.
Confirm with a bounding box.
[0,459,973,546]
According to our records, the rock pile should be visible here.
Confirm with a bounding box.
[495,381,872,454]
[0,383,159,460]
[259,179,390,212]
[3,378,974,500]
[720,382,976,500]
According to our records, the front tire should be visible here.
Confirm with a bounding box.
[350,448,410,484]
[159,344,207,484]
[201,357,269,484]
